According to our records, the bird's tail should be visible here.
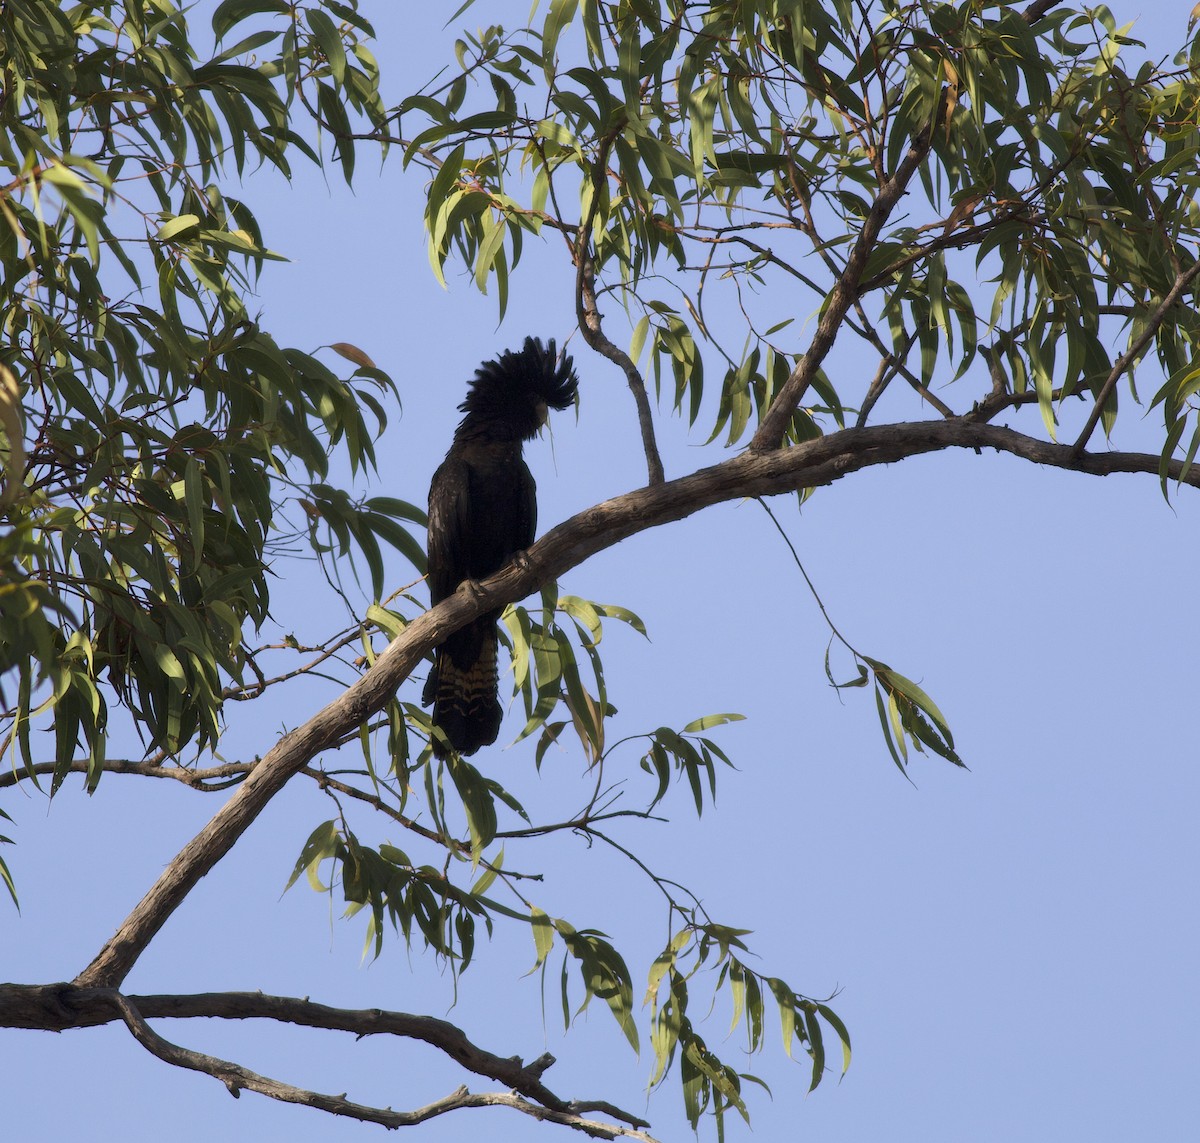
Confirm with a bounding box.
[423,620,503,758]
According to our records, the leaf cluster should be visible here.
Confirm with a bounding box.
[0,2,422,782]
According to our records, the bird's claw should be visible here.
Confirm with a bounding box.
[456,577,487,600]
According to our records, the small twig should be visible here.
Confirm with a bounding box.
[855,353,895,428]
[966,347,1082,424]
[495,807,666,840]
[587,827,711,922]
[754,499,863,660]
[577,250,665,485]
[301,767,544,884]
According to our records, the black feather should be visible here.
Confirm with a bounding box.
[424,338,578,757]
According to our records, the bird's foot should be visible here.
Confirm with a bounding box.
[510,548,538,574]
[456,577,487,600]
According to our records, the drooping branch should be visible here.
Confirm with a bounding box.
[0,984,654,1139]
[72,418,1200,992]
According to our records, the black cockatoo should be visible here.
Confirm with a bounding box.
[423,337,578,758]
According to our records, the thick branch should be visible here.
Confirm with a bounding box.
[73,419,1200,990]
[1023,0,1062,23]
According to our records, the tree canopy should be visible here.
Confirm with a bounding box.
[2,1,1198,1139]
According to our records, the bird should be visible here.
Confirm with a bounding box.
[423,337,578,758]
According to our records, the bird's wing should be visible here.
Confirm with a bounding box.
[426,454,473,605]
[516,459,537,552]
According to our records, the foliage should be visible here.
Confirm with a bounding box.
[408,0,1200,466]
[2,1,1199,1139]
[0,0,416,780]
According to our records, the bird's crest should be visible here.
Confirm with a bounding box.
[457,337,578,438]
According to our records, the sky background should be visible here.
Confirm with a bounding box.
[4,4,1199,1142]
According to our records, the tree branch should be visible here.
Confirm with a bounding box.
[1023,0,1062,23]
[574,126,665,486]
[0,984,656,1138]
[750,123,935,449]
[73,419,1200,991]
[0,759,256,791]
[752,0,1061,450]
[577,248,666,485]
[1071,259,1200,454]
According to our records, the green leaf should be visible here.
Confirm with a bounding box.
[561,928,640,1053]
[158,214,201,241]
[543,0,580,67]
[307,9,346,85]
[446,755,498,864]
[816,1002,853,1076]
[767,977,797,1058]
[212,0,288,43]
[529,906,555,970]
[682,712,744,733]
[804,1004,825,1091]
[182,458,206,574]
[0,851,18,911]
[285,820,340,892]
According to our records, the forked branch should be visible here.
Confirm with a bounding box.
[0,984,655,1139]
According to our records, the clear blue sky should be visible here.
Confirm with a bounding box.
[4,4,1198,1141]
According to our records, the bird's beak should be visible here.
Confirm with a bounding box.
[535,399,549,428]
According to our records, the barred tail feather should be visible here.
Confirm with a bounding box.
[424,624,502,758]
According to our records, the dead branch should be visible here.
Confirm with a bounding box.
[0,983,655,1138]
